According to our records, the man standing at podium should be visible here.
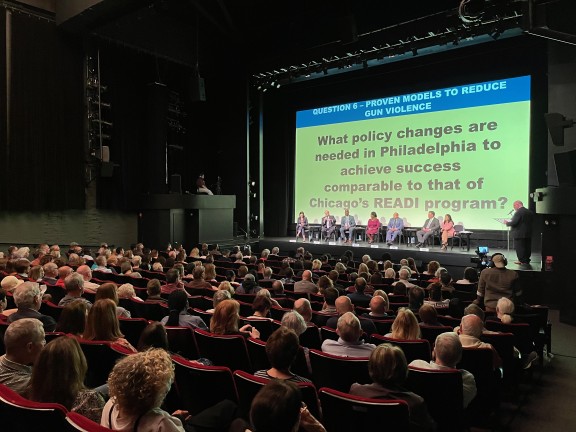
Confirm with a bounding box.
[505,200,533,265]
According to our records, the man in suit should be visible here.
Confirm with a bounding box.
[505,200,533,265]
[321,210,337,241]
[386,212,404,245]
[339,208,356,243]
[416,211,440,247]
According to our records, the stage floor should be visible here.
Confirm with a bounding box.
[258,236,542,274]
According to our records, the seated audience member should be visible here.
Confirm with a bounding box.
[361,294,391,319]
[408,286,425,313]
[152,262,164,272]
[0,318,45,394]
[418,304,443,327]
[1,275,24,293]
[254,327,311,382]
[280,310,307,337]
[28,336,105,422]
[347,277,372,308]
[294,270,319,294]
[96,283,131,318]
[231,379,325,432]
[206,289,232,314]
[102,349,237,431]
[218,280,236,296]
[457,314,502,369]
[117,283,143,302]
[94,256,112,273]
[185,265,213,291]
[392,281,407,296]
[326,296,377,336]
[249,295,272,319]
[28,265,44,283]
[146,278,165,302]
[161,290,207,331]
[255,288,281,308]
[410,332,477,408]
[203,263,218,285]
[161,268,185,295]
[423,260,440,276]
[280,267,296,285]
[8,282,56,331]
[236,273,261,294]
[424,282,449,311]
[319,287,339,315]
[59,273,93,309]
[384,267,397,280]
[41,262,59,285]
[321,312,376,357]
[56,299,88,338]
[76,265,100,292]
[294,298,313,324]
[350,344,436,432]
[385,308,421,340]
[120,261,142,278]
[316,275,333,295]
[210,299,260,339]
[0,288,8,320]
[456,267,479,285]
[83,299,137,352]
[137,322,170,352]
[439,272,455,296]
[392,268,418,289]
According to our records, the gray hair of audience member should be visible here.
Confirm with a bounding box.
[496,297,514,324]
[362,254,371,263]
[263,267,273,278]
[13,282,41,309]
[434,332,463,367]
[43,262,58,277]
[337,311,363,342]
[460,314,484,338]
[281,310,307,336]
[463,303,485,321]
[384,268,396,279]
[95,255,107,266]
[370,294,388,314]
[244,273,255,282]
[271,247,279,255]
[212,289,232,308]
[117,283,136,299]
[398,268,411,281]
[4,317,45,352]
[64,272,84,292]
[261,249,270,258]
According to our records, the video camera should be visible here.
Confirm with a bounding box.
[470,246,491,269]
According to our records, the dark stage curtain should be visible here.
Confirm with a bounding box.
[0,10,84,210]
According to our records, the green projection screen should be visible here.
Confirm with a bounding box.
[294,75,531,229]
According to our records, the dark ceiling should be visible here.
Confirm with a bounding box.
[58,0,465,73]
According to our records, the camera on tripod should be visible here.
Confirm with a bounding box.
[470,246,490,269]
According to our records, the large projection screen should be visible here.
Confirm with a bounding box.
[294,75,531,229]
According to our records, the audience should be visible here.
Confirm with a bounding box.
[56,299,88,337]
[83,299,137,352]
[95,282,131,318]
[59,273,93,309]
[8,282,56,331]
[161,290,208,330]
[321,312,376,357]
[210,299,260,339]
[386,308,421,340]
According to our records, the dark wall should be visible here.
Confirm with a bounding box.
[259,37,549,238]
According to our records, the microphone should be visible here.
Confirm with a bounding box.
[507,209,514,216]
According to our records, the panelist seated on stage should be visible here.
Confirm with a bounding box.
[416,211,440,247]
[321,210,337,241]
[339,208,356,243]
[295,211,309,242]
[366,212,382,244]
[196,174,213,195]
[385,212,404,245]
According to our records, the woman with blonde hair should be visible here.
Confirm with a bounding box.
[387,308,421,340]
[29,336,105,423]
[83,299,137,352]
[218,280,235,296]
[210,299,260,339]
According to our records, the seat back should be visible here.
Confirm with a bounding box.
[0,383,71,431]
[131,300,167,322]
[299,324,322,350]
[311,311,337,327]
[192,308,213,327]
[480,332,516,383]
[242,318,275,341]
[320,326,339,342]
[194,328,252,372]
[370,335,431,363]
[318,387,409,432]
[44,285,66,305]
[246,337,270,372]
[484,320,535,356]
[406,366,464,432]
[118,317,149,348]
[171,355,238,416]
[39,300,65,322]
[165,326,199,360]
[233,370,321,421]
[309,349,370,392]
[419,325,453,348]
[78,340,133,388]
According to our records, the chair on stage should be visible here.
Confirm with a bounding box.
[318,387,409,432]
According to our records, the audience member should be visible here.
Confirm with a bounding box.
[321,312,376,357]
[8,282,56,331]
[0,318,45,394]
[350,343,435,431]
[418,304,442,327]
[293,298,313,323]
[59,273,93,309]
[28,336,105,422]
[96,283,131,318]
[294,270,319,294]
[146,278,165,302]
[408,286,425,313]
[386,308,421,340]
[361,294,390,319]
[56,299,88,338]
[137,322,170,352]
[457,314,502,368]
[325,296,377,335]
[161,290,207,331]
[210,299,260,339]
[83,299,137,352]
[347,277,372,308]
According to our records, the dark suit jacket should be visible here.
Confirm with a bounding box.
[7,308,57,332]
[507,206,533,238]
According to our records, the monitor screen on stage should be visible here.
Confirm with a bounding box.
[294,75,531,229]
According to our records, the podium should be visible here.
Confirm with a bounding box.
[134,194,236,247]
[494,218,511,251]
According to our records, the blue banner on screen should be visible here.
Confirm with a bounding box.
[294,75,531,231]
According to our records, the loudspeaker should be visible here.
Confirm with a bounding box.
[170,174,182,194]
[189,75,206,102]
[554,149,576,186]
